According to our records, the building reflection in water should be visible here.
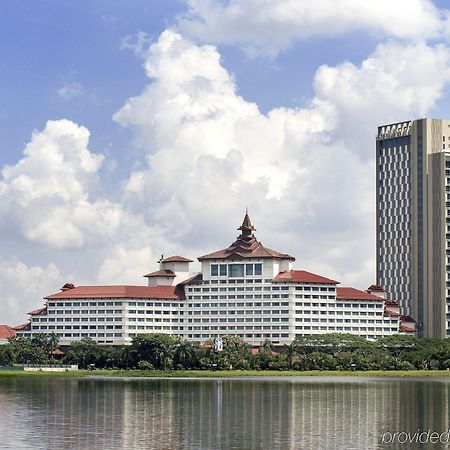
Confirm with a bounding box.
[0,377,449,449]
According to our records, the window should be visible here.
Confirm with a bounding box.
[246,264,253,276]
[220,265,227,276]
[211,264,218,276]
[228,264,244,277]
[255,263,262,275]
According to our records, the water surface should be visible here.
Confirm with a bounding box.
[1,376,449,449]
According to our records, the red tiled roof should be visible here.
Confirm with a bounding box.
[399,324,416,332]
[337,287,384,301]
[143,269,176,278]
[198,213,295,262]
[178,273,203,285]
[251,348,277,356]
[367,284,385,292]
[14,322,31,331]
[385,300,399,305]
[45,285,184,300]
[0,325,16,340]
[199,244,295,261]
[27,305,47,315]
[384,308,401,317]
[273,270,339,284]
[400,315,416,323]
[161,256,193,263]
[50,348,65,355]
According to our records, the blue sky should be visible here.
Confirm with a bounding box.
[0,0,378,169]
[2,0,450,325]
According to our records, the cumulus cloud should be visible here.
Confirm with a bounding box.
[0,119,124,248]
[0,258,61,326]
[314,41,450,155]
[113,30,450,291]
[178,0,446,56]
[105,32,380,288]
[5,25,450,326]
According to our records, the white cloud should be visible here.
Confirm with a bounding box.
[314,41,450,155]
[0,258,61,326]
[5,27,450,327]
[178,0,446,56]
[0,119,124,248]
[106,32,379,288]
[57,82,84,100]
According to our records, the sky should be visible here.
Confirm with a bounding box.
[2,0,450,326]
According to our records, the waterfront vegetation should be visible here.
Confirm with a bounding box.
[3,332,450,375]
[3,369,450,378]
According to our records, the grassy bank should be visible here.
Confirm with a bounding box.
[2,369,450,378]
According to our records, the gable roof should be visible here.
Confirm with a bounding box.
[45,285,184,300]
[143,269,176,278]
[337,287,384,301]
[27,306,47,315]
[14,322,31,331]
[161,256,193,263]
[0,325,16,340]
[273,270,339,284]
[198,213,295,262]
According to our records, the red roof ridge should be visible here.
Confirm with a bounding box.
[385,300,399,305]
[143,269,176,278]
[273,270,339,285]
[367,284,385,292]
[161,256,193,263]
[384,308,401,317]
[0,325,16,339]
[14,322,31,331]
[27,305,47,315]
[337,286,384,301]
[198,214,294,261]
[399,324,416,332]
[45,284,184,300]
[400,315,416,323]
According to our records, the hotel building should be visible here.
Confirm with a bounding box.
[15,213,416,346]
[376,118,450,337]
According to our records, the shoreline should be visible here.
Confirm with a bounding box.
[2,369,450,379]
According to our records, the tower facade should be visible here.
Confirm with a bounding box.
[377,118,450,337]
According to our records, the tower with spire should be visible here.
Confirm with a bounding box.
[198,210,295,279]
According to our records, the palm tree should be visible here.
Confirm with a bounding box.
[260,338,273,355]
[175,340,196,369]
[47,333,59,353]
[284,342,297,369]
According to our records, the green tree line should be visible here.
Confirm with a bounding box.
[2,333,450,371]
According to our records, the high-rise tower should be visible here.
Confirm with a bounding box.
[376,118,450,337]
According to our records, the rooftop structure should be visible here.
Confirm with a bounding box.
[16,213,416,346]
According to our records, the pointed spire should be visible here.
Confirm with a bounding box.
[238,210,256,236]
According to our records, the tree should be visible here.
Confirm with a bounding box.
[131,334,177,370]
[295,333,371,356]
[32,333,59,356]
[174,339,197,369]
[0,344,15,366]
[64,338,104,368]
[218,335,252,370]
[283,341,297,369]
[7,336,48,364]
[259,338,273,355]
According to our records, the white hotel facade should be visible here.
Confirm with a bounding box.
[15,213,416,346]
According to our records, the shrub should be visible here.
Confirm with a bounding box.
[137,360,154,370]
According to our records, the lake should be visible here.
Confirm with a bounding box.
[1,376,449,449]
